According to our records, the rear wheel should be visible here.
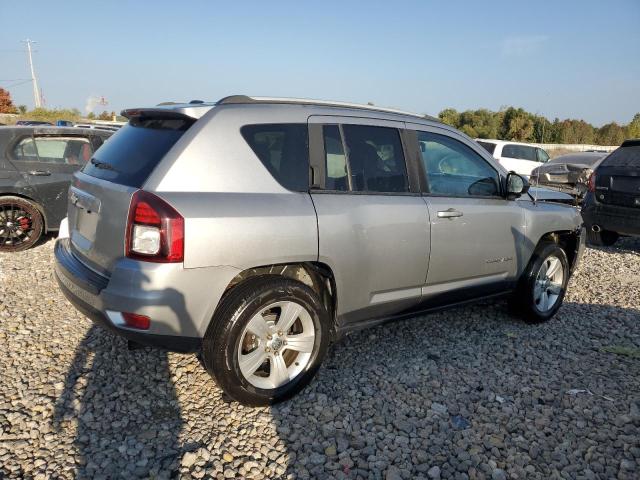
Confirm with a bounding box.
[511,242,569,323]
[0,196,43,252]
[586,228,619,247]
[202,275,330,406]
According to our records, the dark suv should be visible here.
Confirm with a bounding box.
[582,139,640,246]
[0,126,112,251]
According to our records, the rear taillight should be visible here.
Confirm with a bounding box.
[126,190,184,262]
[587,172,596,192]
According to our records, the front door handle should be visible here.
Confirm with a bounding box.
[437,208,463,219]
[28,170,51,176]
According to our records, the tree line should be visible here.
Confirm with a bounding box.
[437,107,640,146]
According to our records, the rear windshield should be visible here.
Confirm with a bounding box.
[600,145,640,168]
[82,116,193,187]
[477,141,496,155]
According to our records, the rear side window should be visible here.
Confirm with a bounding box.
[241,124,309,191]
[342,124,408,193]
[82,116,193,188]
[601,144,640,167]
[13,135,93,165]
[502,144,537,161]
[477,141,496,155]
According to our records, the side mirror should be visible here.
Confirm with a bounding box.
[506,172,530,199]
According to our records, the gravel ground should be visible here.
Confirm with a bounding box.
[1,236,639,480]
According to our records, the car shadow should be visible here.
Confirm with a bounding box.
[52,266,199,479]
[587,236,640,254]
[270,300,640,479]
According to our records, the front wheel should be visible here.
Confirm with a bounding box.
[202,275,330,406]
[511,242,569,323]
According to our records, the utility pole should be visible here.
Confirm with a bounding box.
[23,39,42,108]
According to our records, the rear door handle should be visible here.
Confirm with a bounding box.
[28,170,51,176]
[437,208,463,219]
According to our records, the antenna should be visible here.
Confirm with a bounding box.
[22,39,42,108]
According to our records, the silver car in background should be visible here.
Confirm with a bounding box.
[54,96,585,405]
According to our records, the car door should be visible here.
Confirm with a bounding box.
[10,133,94,227]
[308,116,431,326]
[410,126,526,303]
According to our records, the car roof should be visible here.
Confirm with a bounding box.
[475,139,539,147]
[1,126,113,136]
[122,95,441,124]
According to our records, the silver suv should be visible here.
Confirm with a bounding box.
[54,96,585,405]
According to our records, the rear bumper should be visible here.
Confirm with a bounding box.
[582,198,640,236]
[54,238,237,353]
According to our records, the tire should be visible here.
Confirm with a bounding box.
[202,275,330,406]
[586,228,619,247]
[0,196,44,252]
[510,242,570,324]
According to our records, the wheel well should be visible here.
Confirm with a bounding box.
[0,192,48,232]
[225,262,338,337]
[539,231,579,269]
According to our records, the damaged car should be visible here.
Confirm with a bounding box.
[530,151,608,202]
[0,126,112,251]
[582,139,640,246]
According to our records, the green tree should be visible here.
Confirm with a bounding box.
[500,107,535,142]
[627,113,640,139]
[87,112,95,120]
[438,108,460,128]
[597,122,626,145]
[18,105,27,114]
[97,110,111,120]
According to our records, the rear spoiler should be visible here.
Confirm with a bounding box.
[121,104,214,121]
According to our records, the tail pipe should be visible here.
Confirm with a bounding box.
[591,224,601,233]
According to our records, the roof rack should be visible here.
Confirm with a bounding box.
[216,95,438,121]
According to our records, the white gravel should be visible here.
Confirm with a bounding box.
[1,236,639,479]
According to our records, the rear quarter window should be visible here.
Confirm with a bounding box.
[241,124,309,191]
[82,117,192,188]
[477,141,496,155]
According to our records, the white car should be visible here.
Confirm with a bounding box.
[476,139,550,176]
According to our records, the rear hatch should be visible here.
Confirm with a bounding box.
[594,141,640,209]
[68,111,196,275]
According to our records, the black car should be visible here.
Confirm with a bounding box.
[0,126,112,251]
[582,139,640,246]
[530,152,607,201]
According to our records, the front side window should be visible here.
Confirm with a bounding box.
[502,144,537,161]
[322,125,349,191]
[342,124,408,193]
[417,131,500,197]
[537,148,550,163]
[13,136,93,165]
[241,124,309,191]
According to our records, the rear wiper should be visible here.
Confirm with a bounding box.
[90,158,115,170]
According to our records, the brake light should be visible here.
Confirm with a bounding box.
[587,172,596,192]
[126,190,184,262]
[122,312,150,330]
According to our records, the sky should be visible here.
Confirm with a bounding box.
[1,0,639,126]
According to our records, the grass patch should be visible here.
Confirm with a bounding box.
[599,345,640,358]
